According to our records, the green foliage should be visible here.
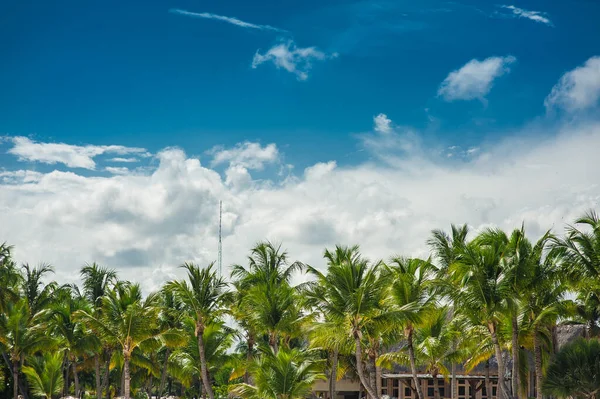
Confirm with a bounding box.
[542,338,600,398]
[22,353,64,399]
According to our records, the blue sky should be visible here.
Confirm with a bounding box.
[2,0,600,288]
[2,0,599,168]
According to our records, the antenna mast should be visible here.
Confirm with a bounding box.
[218,201,222,277]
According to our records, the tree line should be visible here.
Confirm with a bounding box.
[1,210,600,399]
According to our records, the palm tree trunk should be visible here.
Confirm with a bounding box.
[485,360,491,399]
[13,359,18,399]
[329,349,338,399]
[268,331,279,354]
[197,327,215,399]
[406,328,424,399]
[511,314,519,399]
[73,361,80,398]
[489,323,509,399]
[103,353,111,399]
[375,362,382,399]
[123,353,131,399]
[353,332,379,399]
[451,362,457,399]
[533,329,543,399]
[433,370,441,399]
[95,355,102,399]
[159,348,170,397]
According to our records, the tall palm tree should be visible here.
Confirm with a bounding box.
[379,307,466,399]
[80,263,117,399]
[542,338,600,399]
[309,245,390,399]
[22,353,64,399]
[0,299,55,399]
[49,287,97,397]
[75,283,166,399]
[157,289,186,397]
[229,348,325,399]
[386,257,437,399]
[521,234,570,399]
[165,262,230,399]
[450,230,513,399]
[428,224,469,399]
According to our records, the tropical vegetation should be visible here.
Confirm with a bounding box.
[1,210,600,399]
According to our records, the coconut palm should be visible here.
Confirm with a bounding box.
[542,338,600,399]
[428,224,469,399]
[80,263,117,399]
[0,299,55,399]
[379,306,466,399]
[520,233,570,399]
[20,263,58,318]
[229,347,325,399]
[48,287,97,397]
[165,262,230,399]
[309,245,390,399]
[386,257,437,399]
[75,283,166,399]
[22,353,64,399]
[157,289,186,396]
[450,230,513,399]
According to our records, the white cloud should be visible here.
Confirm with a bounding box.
[105,167,131,175]
[252,41,337,81]
[500,5,552,26]
[438,56,516,102]
[374,114,393,134]
[2,119,600,293]
[209,142,279,170]
[108,157,139,163]
[169,9,286,33]
[8,137,148,169]
[544,56,600,112]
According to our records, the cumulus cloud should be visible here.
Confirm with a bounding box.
[252,40,338,81]
[544,56,600,112]
[373,113,393,134]
[2,117,600,292]
[499,5,553,26]
[438,56,516,102]
[7,137,148,169]
[169,9,286,33]
[209,142,279,170]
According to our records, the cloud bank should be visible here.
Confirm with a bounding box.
[2,115,600,292]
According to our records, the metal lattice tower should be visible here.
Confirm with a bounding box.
[218,201,222,277]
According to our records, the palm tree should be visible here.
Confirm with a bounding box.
[379,307,466,399]
[231,242,304,354]
[76,283,166,399]
[80,263,117,399]
[49,287,97,397]
[450,230,513,399]
[165,263,230,399]
[309,245,389,399]
[0,299,55,399]
[386,257,437,399]
[555,210,600,280]
[542,338,600,399]
[428,224,469,399]
[21,263,58,317]
[157,289,186,397]
[520,233,569,399]
[229,347,325,399]
[22,353,64,399]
